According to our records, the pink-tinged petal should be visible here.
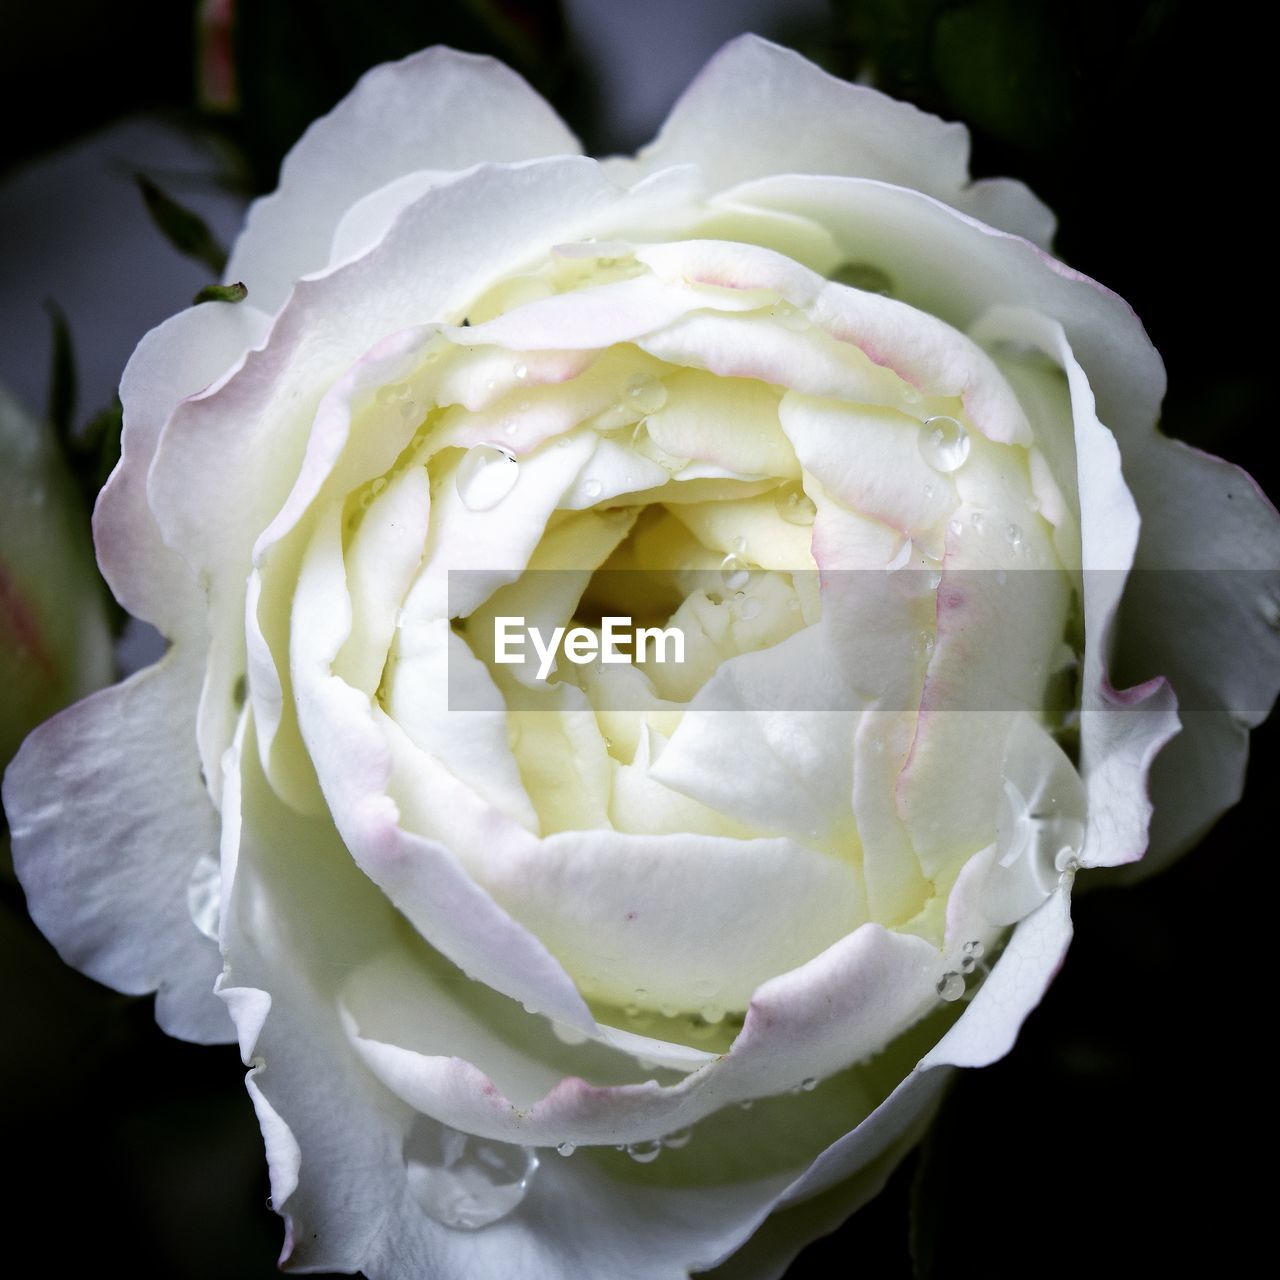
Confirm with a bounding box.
[3,649,231,1043]
[150,158,638,799]
[725,174,1165,443]
[920,882,1073,1069]
[346,920,939,1149]
[1113,436,1280,875]
[290,504,596,1031]
[227,48,582,310]
[969,307,1182,868]
[95,300,270,638]
[626,35,1052,247]
[779,394,958,536]
[220,723,928,1280]
[633,238,1032,443]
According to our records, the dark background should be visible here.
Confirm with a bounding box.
[1,2,1273,1276]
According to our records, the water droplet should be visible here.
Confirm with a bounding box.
[1054,847,1081,874]
[582,478,603,500]
[739,597,762,622]
[660,1002,679,1018]
[456,444,519,511]
[963,940,985,959]
[626,374,667,415]
[887,539,942,593]
[800,1077,818,1092]
[738,1100,754,1111]
[404,1119,538,1231]
[775,304,811,331]
[663,1129,692,1150]
[732,535,748,555]
[550,1020,587,1046]
[960,952,978,974]
[1006,523,1024,550]
[923,483,935,498]
[918,416,971,473]
[1261,592,1280,630]
[626,1140,663,1164]
[513,362,528,381]
[948,518,964,538]
[502,418,518,436]
[996,781,1085,874]
[623,1002,640,1019]
[913,630,935,658]
[186,852,221,941]
[776,487,817,526]
[937,972,966,1002]
[720,553,751,591]
[556,436,572,449]
[970,512,986,534]
[556,1142,576,1158]
[700,1003,725,1025]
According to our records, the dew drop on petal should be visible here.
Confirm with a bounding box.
[963,940,985,960]
[937,972,966,1002]
[583,478,604,501]
[456,444,519,511]
[776,487,817,526]
[404,1119,539,1231]
[739,597,762,622]
[1006,523,1024,550]
[663,1129,693,1150]
[626,1140,663,1164]
[513,362,528,382]
[556,1142,576,1158]
[918,416,970,473]
[720,553,750,591]
[626,374,667,414]
[800,1077,818,1092]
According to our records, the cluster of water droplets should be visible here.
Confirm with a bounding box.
[936,940,987,1003]
[612,1128,694,1164]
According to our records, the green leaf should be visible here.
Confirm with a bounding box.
[135,175,228,274]
[193,281,248,305]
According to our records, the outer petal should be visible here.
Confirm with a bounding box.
[220,723,925,1280]
[226,47,582,310]
[1114,438,1280,873]
[94,300,270,638]
[623,35,1054,247]
[3,648,231,1042]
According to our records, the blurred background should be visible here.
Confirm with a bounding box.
[0,1,1272,1275]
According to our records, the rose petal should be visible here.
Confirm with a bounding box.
[4,649,231,1042]
[227,47,582,309]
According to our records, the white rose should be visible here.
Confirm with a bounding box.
[5,37,1278,1279]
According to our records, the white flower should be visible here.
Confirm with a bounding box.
[5,37,1278,1279]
